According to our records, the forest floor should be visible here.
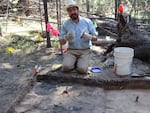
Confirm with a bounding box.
[0,19,150,113]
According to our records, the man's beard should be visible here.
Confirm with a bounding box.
[70,13,79,20]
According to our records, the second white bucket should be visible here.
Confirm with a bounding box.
[113,47,134,75]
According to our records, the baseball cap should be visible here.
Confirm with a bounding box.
[66,0,79,11]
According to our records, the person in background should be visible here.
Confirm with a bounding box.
[59,0,98,74]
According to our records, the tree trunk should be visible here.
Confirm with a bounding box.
[86,0,90,17]
[43,0,51,48]
[115,0,121,19]
[0,26,2,36]
[18,0,30,5]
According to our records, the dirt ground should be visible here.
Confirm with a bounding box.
[0,44,150,113]
[0,46,61,113]
[14,82,150,113]
[0,20,150,113]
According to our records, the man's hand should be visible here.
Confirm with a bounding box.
[60,38,67,45]
[82,32,97,41]
[65,33,74,40]
[91,36,97,41]
[60,33,74,45]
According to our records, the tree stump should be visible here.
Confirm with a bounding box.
[104,14,150,61]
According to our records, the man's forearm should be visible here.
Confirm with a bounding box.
[82,32,97,41]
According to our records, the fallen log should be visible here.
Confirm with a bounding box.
[92,38,116,46]
[104,14,150,61]
[96,19,118,36]
[117,28,150,61]
[97,27,118,37]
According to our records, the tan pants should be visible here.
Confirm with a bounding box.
[62,49,90,74]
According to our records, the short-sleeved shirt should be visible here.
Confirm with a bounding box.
[59,16,98,49]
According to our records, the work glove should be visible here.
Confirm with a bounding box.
[64,33,74,40]
[82,32,93,40]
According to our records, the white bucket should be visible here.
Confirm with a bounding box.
[113,47,134,75]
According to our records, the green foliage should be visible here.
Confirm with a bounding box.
[51,39,60,48]
[10,0,19,4]
[6,33,44,55]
